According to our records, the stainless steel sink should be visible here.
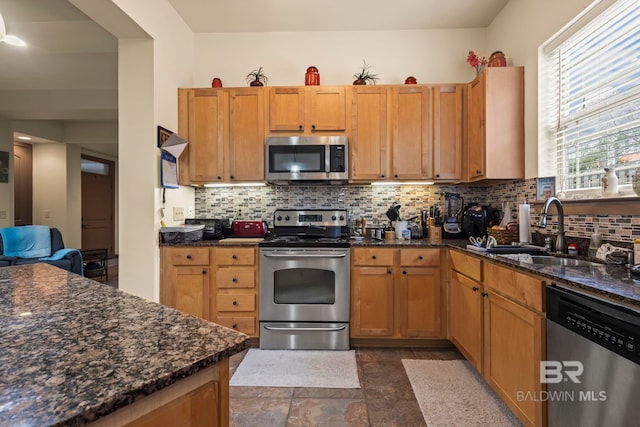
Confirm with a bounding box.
[527,256,602,267]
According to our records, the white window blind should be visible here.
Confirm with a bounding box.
[542,0,640,192]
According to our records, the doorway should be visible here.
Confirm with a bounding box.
[81,155,115,257]
[13,141,33,226]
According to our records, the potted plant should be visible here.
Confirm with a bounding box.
[352,60,379,85]
[245,66,268,86]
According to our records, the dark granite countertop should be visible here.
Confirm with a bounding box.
[0,263,250,426]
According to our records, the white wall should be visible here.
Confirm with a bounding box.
[487,0,596,178]
[194,29,487,88]
[32,144,69,237]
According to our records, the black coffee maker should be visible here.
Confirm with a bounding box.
[462,204,500,237]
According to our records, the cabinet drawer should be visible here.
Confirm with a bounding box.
[352,248,394,266]
[216,267,255,289]
[484,262,544,312]
[168,247,210,266]
[214,247,255,265]
[217,316,256,335]
[400,248,440,266]
[216,294,256,312]
[450,250,482,281]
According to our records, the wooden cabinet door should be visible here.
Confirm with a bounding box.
[398,267,441,337]
[170,266,210,320]
[269,87,305,132]
[484,291,545,427]
[467,76,485,180]
[390,86,432,179]
[350,86,389,181]
[433,85,463,181]
[449,271,483,371]
[351,266,394,337]
[227,88,265,181]
[184,89,226,183]
[307,86,346,131]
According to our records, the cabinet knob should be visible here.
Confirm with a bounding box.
[312,124,316,130]
[186,255,192,260]
[230,175,235,180]
[299,124,303,130]
[232,324,237,329]
[435,174,440,178]
[232,300,238,306]
[381,174,385,178]
[472,286,479,292]
[387,270,392,274]
[418,255,423,260]
[232,255,237,259]
[202,270,206,275]
[217,176,222,180]
[476,170,482,174]
[232,277,237,282]
[481,292,488,297]
[402,270,407,275]
[394,174,398,178]
[372,255,377,260]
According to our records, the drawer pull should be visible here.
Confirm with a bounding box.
[232,255,237,259]
[186,255,192,260]
[472,286,479,292]
[232,300,238,306]
[418,255,423,260]
[372,255,377,260]
[232,277,237,282]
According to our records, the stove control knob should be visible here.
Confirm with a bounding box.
[332,215,337,220]
[276,215,282,221]
[339,215,344,221]
[285,215,290,221]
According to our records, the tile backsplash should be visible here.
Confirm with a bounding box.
[195,178,639,243]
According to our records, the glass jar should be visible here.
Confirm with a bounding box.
[305,66,320,86]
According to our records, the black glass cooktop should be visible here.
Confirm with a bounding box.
[259,235,350,248]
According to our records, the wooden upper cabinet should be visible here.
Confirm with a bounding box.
[269,87,305,131]
[268,86,346,133]
[389,86,432,179]
[227,88,265,181]
[466,67,524,181]
[350,86,389,181]
[433,85,463,181]
[178,88,226,184]
[307,86,347,131]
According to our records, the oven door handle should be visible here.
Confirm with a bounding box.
[262,253,347,259]
[263,325,347,332]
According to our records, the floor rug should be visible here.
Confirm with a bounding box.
[230,349,360,388]
[402,359,522,427]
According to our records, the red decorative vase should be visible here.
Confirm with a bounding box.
[305,66,320,86]
[353,79,366,85]
[250,80,264,87]
[211,77,223,88]
[488,51,507,67]
[404,76,417,84]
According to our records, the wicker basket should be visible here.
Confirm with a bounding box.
[487,228,519,245]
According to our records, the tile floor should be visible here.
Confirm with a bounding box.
[228,346,465,427]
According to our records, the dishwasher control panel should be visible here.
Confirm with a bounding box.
[547,285,639,364]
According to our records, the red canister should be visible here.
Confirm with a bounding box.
[305,66,320,85]
[211,77,223,88]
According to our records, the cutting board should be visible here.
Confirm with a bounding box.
[218,237,264,244]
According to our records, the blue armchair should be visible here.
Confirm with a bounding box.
[0,226,83,275]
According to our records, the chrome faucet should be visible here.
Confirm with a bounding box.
[535,196,567,254]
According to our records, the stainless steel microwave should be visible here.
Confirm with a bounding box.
[265,135,348,185]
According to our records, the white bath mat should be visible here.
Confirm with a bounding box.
[230,349,360,388]
[402,359,522,426]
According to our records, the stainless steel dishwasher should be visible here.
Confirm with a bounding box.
[546,284,640,427]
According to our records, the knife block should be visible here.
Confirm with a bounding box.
[428,226,442,244]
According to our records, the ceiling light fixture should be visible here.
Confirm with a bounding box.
[17,136,31,140]
[0,12,26,47]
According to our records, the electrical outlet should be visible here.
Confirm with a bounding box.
[44,210,51,219]
[236,207,246,218]
[187,207,194,218]
[173,207,185,221]
[0,210,6,220]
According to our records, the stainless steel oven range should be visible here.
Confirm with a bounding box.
[259,209,350,350]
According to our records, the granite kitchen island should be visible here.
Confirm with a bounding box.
[0,263,249,426]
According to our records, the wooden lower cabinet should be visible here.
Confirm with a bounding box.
[448,270,483,370]
[448,249,547,427]
[212,246,258,337]
[351,247,443,339]
[161,247,211,319]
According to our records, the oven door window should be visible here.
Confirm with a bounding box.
[268,145,325,173]
[273,268,335,304]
